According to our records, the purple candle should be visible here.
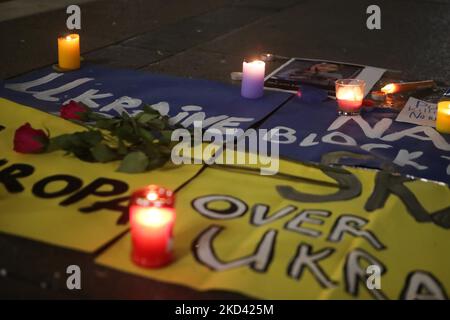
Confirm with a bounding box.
[241,60,265,99]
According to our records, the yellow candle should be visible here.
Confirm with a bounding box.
[58,34,80,70]
[436,99,450,134]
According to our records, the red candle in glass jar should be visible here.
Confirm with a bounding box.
[335,79,365,116]
[129,185,175,268]
[337,98,363,111]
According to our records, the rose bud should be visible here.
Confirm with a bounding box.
[60,100,89,121]
[13,123,49,154]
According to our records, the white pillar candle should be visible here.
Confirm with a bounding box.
[241,60,265,99]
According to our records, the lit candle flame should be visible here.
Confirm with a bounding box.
[250,60,265,66]
[381,83,396,94]
[336,87,363,101]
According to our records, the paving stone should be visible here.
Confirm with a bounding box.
[141,48,286,84]
[0,232,247,299]
[231,0,303,10]
[84,45,165,69]
[123,6,271,54]
[196,0,450,82]
[0,0,230,79]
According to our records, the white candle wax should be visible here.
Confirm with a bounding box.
[241,60,265,99]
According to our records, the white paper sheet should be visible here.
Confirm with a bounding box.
[395,97,437,127]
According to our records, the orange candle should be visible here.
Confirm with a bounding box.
[58,34,80,70]
[129,185,175,268]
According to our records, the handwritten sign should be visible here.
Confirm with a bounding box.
[396,97,437,127]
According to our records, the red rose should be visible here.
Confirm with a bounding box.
[60,100,89,120]
[13,123,49,154]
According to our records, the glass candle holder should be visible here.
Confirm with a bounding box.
[436,89,450,134]
[129,185,175,268]
[335,79,365,116]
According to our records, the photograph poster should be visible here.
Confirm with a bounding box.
[264,58,386,96]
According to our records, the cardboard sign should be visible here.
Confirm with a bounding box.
[96,158,450,300]
[0,98,202,252]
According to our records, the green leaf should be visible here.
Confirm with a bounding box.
[90,143,118,162]
[117,151,149,173]
[47,131,103,162]
[158,145,172,156]
[96,119,120,130]
[61,131,102,148]
[146,119,166,130]
[136,113,159,124]
[48,134,73,151]
[121,112,131,120]
[87,112,108,121]
[79,130,103,146]
[71,147,95,162]
[117,139,128,155]
[114,123,138,143]
[49,131,93,149]
[147,156,168,170]
[160,130,173,144]
[129,116,139,134]
[142,142,160,158]
[43,102,176,173]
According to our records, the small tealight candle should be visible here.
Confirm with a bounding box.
[129,185,175,268]
[436,89,450,134]
[335,79,365,116]
[58,34,80,70]
[241,60,265,99]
